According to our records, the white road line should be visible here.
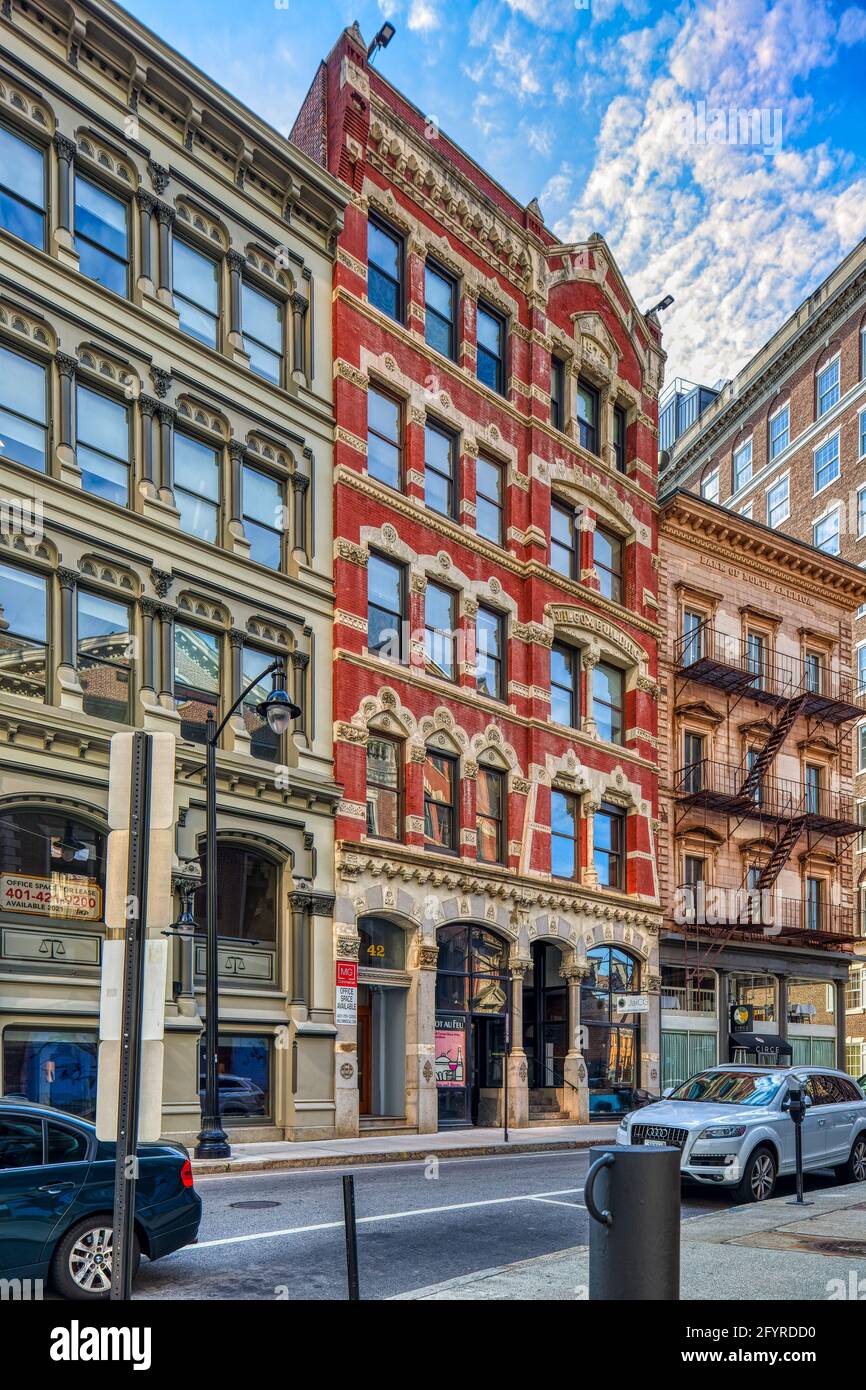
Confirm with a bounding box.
[190,1186,587,1249]
[527,1196,587,1209]
[194,1148,595,1183]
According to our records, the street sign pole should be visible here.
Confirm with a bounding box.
[503,974,512,1144]
[110,731,152,1301]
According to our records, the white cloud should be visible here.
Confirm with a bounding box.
[408,0,442,33]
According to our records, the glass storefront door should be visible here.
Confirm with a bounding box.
[524,941,568,1089]
[581,946,642,1118]
[435,923,509,1127]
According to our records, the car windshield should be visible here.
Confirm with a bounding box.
[669,1070,783,1106]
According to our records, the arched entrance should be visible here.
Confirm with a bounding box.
[582,945,642,1119]
[435,923,509,1127]
[356,915,409,1122]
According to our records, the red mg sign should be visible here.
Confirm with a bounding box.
[336,961,357,987]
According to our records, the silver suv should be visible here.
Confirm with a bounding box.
[616,1065,866,1202]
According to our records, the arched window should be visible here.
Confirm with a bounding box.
[196,843,278,942]
[0,808,106,922]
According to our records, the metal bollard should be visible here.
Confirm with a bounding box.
[584,1145,681,1300]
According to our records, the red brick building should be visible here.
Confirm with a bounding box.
[292,24,666,1134]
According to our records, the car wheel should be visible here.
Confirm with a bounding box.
[838,1134,866,1185]
[735,1146,777,1203]
[50,1216,140,1300]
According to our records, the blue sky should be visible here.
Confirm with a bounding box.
[124,0,866,385]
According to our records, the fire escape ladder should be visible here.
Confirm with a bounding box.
[737,693,807,799]
[755,816,806,892]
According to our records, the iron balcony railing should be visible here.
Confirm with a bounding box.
[674,625,866,722]
[659,985,717,1015]
[673,885,862,940]
[673,759,861,834]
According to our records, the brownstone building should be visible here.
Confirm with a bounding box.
[658,491,866,1086]
[660,238,866,1082]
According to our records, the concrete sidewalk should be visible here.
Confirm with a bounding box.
[191,1123,616,1175]
[394,1181,866,1300]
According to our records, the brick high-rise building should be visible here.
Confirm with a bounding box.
[292,23,666,1134]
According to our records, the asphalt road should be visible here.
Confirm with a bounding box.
[130,1148,841,1302]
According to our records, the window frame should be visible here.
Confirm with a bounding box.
[733,439,753,492]
[367,550,407,662]
[73,170,130,297]
[593,660,625,745]
[550,499,579,579]
[75,380,132,507]
[0,341,48,473]
[0,118,47,251]
[424,259,458,360]
[595,801,626,890]
[173,621,221,744]
[813,506,841,555]
[241,278,285,387]
[476,764,506,866]
[76,586,133,725]
[367,385,403,492]
[242,463,284,571]
[613,404,627,473]
[173,428,222,545]
[475,604,505,702]
[551,788,579,880]
[476,300,507,397]
[576,376,600,455]
[768,403,790,460]
[550,355,566,432]
[424,419,459,519]
[423,747,459,854]
[0,559,49,702]
[365,731,403,843]
[424,580,458,682]
[816,357,840,418]
[475,454,504,546]
[767,474,790,528]
[593,525,623,605]
[550,640,580,729]
[368,212,404,324]
[700,466,720,503]
[814,432,841,494]
[173,236,221,349]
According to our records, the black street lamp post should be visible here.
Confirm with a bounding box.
[196,660,300,1160]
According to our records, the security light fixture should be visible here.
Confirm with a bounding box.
[647,295,675,314]
[368,22,396,62]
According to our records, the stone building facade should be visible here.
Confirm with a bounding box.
[0,0,346,1141]
[658,491,866,1086]
[291,24,665,1133]
[660,239,866,1085]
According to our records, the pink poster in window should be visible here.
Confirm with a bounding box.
[435,1019,466,1087]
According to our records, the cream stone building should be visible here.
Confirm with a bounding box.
[0,0,346,1141]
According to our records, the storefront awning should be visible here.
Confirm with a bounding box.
[729,1032,793,1060]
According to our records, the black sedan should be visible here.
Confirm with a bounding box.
[0,1099,201,1298]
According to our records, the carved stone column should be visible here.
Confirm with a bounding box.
[561,962,590,1122]
[227,440,250,557]
[290,469,310,564]
[56,566,83,710]
[52,133,78,264]
[414,940,439,1134]
[582,648,599,739]
[227,249,247,358]
[157,603,176,705]
[582,798,600,887]
[55,352,81,486]
[288,890,312,1013]
[290,290,308,385]
[139,395,159,494]
[228,628,251,755]
[508,957,531,1129]
[136,189,156,288]
[290,649,310,749]
[155,201,176,304]
[139,597,158,696]
[157,403,176,505]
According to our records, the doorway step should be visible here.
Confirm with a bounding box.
[529,1101,572,1126]
[359,1116,417,1138]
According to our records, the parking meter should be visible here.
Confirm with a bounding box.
[782,1076,812,1206]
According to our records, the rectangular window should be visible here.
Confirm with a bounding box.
[174,623,220,744]
[682,609,704,664]
[550,642,579,728]
[769,405,789,459]
[199,1035,271,1123]
[476,766,505,865]
[613,405,627,473]
[368,215,403,322]
[740,503,753,519]
[475,456,504,546]
[424,421,457,517]
[73,174,129,296]
[701,467,719,503]
[550,500,578,578]
[576,377,599,454]
[593,662,623,744]
[595,802,625,889]
[858,645,866,695]
[733,440,752,491]
[804,651,823,695]
[817,359,840,417]
[173,239,220,348]
[683,854,706,888]
[425,261,457,359]
[77,589,132,723]
[747,631,767,689]
[0,121,45,249]
[241,645,281,762]
[174,432,220,543]
[805,876,824,932]
[814,434,840,492]
[366,734,402,841]
[367,388,402,490]
[860,409,866,460]
[476,606,504,701]
[476,301,506,395]
[550,356,565,431]
[3,1028,98,1120]
[594,526,623,604]
[367,552,406,660]
[846,967,863,1011]
[804,763,823,817]
[424,750,457,852]
[767,475,790,527]
[551,789,579,879]
[76,384,129,506]
[243,466,282,570]
[683,731,705,794]
[242,282,283,384]
[859,725,866,770]
[814,509,840,554]
[0,561,47,700]
[425,581,457,681]
[0,343,47,472]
